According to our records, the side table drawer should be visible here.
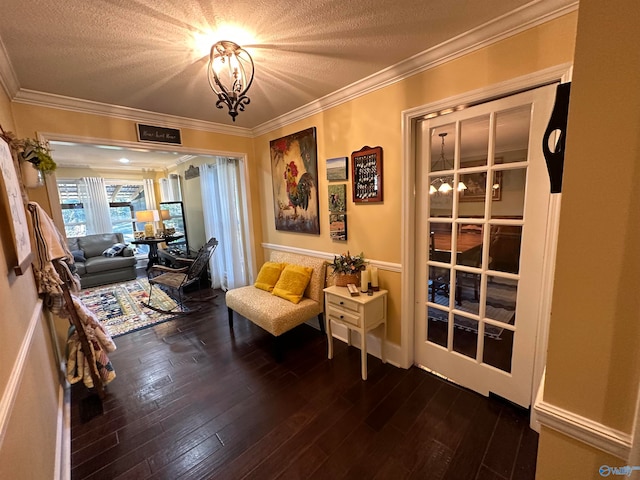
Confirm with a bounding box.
[327,294,360,314]
[327,306,360,327]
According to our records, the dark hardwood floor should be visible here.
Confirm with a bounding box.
[70,288,538,480]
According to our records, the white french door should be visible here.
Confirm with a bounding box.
[414,84,557,407]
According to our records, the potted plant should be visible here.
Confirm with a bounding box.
[0,126,56,187]
[18,137,57,175]
[330,251,367,286]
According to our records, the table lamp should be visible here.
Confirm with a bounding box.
[160,209,171,230]
[136,210,159,238]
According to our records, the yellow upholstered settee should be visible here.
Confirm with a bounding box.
[225,251,327,345]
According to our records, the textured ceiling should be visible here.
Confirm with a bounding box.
[0,0,575,132]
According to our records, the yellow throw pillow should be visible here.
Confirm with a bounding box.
[254,262,286,292]
[272,264,314,304]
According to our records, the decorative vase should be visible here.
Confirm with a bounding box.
[21,162,43,188]
[334,272,360,287]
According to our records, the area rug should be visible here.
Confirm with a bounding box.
[77,278,178,337]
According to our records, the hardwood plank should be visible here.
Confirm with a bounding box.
[441,399,502,480]
[481,402,527,478]
[511,423,539,480]
[69,286,538,480]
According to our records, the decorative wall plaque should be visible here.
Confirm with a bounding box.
[351,145,383,203]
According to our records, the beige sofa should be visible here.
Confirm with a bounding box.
[226,251,327,351]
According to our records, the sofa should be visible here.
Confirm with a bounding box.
[226,251,327,354]
[67,233,137,288]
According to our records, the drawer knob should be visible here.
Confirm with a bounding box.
[339,301,344,305]
[340,315,344,319]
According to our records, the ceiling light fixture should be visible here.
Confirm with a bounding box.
[430,133,467,195]
[207,40,254,122]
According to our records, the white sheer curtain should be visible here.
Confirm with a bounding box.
[159,174,182,202]
[200,159,249,290]
[80,177,112,234]
[143,178,156,209]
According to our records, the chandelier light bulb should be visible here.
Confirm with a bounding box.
[438,182,453,193]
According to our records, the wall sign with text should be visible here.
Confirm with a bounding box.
[136,124,182,145]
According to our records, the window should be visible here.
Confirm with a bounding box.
[57,179,150,254]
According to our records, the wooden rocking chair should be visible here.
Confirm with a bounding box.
[144,237,218,313]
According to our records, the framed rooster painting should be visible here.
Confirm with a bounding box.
[269,127,320,234]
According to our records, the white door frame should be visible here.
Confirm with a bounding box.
[400,63,572,412]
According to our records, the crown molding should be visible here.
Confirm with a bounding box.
[1,1,577,139]
[251,0,578,137]
[0,36,19,99]
[12,89,253,138]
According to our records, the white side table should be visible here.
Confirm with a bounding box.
[324,285,388,380]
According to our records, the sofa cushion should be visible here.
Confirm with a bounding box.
[103,243,127,257]
[71,249,86,263]
[254,261,285,292]
[74,262,87,275]
[84,255,136,274]
[67,237,80,252]
[272,264,313,304]
[76,233,122,258]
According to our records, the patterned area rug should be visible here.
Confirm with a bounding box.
[77,278,178,337]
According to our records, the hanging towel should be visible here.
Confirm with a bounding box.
[26,202,80,301]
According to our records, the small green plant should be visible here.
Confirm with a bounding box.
[330,251,367,275]
[19,138,56,173]
[0,125,57,174]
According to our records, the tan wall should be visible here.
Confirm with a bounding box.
[538,0,640,476]
[254,13,578,345]
[0,94,61,477]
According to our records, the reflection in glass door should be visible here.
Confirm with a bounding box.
[415,85,557,407]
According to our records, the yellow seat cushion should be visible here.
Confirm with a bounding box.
[254,262,286,292]
[272,264,313,304]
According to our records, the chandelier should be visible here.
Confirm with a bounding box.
[207,40,254,122]
[429,133,467,194]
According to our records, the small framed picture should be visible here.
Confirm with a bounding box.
[329,214,347,241]
[328,184,347,213]
[351,145,383,203]
[326,156,348,181]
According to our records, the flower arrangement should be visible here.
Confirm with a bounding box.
[330,251,367,275]
[0,125,57,174]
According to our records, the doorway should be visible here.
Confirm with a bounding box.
[414,84,557,408]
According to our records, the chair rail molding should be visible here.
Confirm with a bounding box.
[534,374,632,459]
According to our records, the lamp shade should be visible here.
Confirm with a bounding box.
[135,210,159,223]
[160,209,171,220]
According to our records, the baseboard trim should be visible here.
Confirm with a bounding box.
[534,389,631,459]
[55,384,71,480]
[0,299,43,448]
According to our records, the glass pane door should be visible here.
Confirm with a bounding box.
[415,84,557,407]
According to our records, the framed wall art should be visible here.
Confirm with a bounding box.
[270,127,320,234]
[329,214,347,241]
[328,184,346,213]
[459,158,503,202]
[0,138,33,275]
[326,156,348,181]
[351,145,383,203]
